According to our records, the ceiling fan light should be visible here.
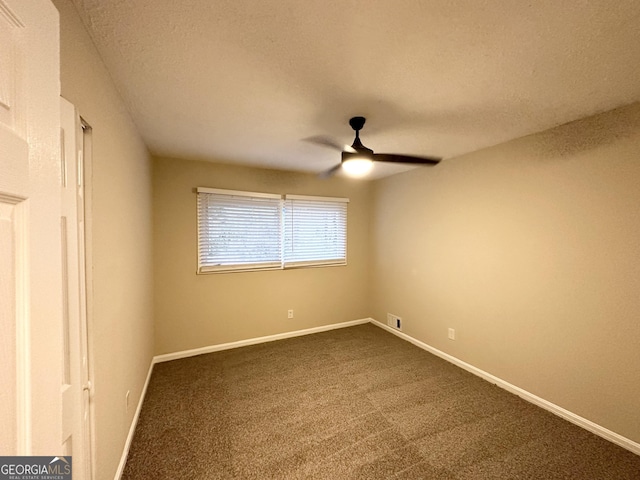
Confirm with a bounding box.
[342,157,373,177]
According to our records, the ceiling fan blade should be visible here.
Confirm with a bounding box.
[372,153,441,165]
[305,135,356,153]
[318,163,342,179]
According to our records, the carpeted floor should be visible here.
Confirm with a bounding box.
[122,323,640,479]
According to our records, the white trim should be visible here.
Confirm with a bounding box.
[15,199,31,454]
[368,318,640,456]
[114,360,154,480]
[283,260,347,269]
[115,318,369,478]
[196,187,281,199]
[154,318,370,364]
[198,262,282,274]
[81,119,98,480]
[285,194,349,203]
[115,316,640,480]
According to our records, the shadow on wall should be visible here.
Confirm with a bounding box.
[530,103,640,160]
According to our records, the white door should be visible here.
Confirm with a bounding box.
[0,0,62,458]
[60,97,92,478]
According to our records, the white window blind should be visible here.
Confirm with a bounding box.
[284,195,348,267]
[197,189,348,273]
[197,188,282,273]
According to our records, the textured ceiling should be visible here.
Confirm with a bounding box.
[71,0,640,178]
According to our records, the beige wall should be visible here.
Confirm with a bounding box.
[51,0,640,461]
[370,102,640,443]
[153,157,371,355]
[53,1,155,478]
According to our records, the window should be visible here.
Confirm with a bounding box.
[197,188,348,273]
[283,195,347,268]
[197,188,283,273]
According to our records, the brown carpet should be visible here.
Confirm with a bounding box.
[122,324,640,479]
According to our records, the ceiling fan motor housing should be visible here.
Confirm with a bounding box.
[349,116,367,131]
[345,116,373,160]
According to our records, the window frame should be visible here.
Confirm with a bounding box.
[283,194,349,269]
[196,187,284,274]
[196,188,349,274]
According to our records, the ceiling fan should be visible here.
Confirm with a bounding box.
[317,116,441,178]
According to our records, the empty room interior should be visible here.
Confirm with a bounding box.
[36,0,640,478]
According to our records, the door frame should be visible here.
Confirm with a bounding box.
[80,115,97,480]
[60,96,95,479]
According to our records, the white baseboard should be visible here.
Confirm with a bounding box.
[115,317,639,480]
[115,360,155,480]
[369,318,640,456]
[116,319,369,478]
[153,318,371,364]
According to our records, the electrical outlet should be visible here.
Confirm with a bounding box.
[287,309,294,319]
[388,313,402,331]
[448,328,456,340]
